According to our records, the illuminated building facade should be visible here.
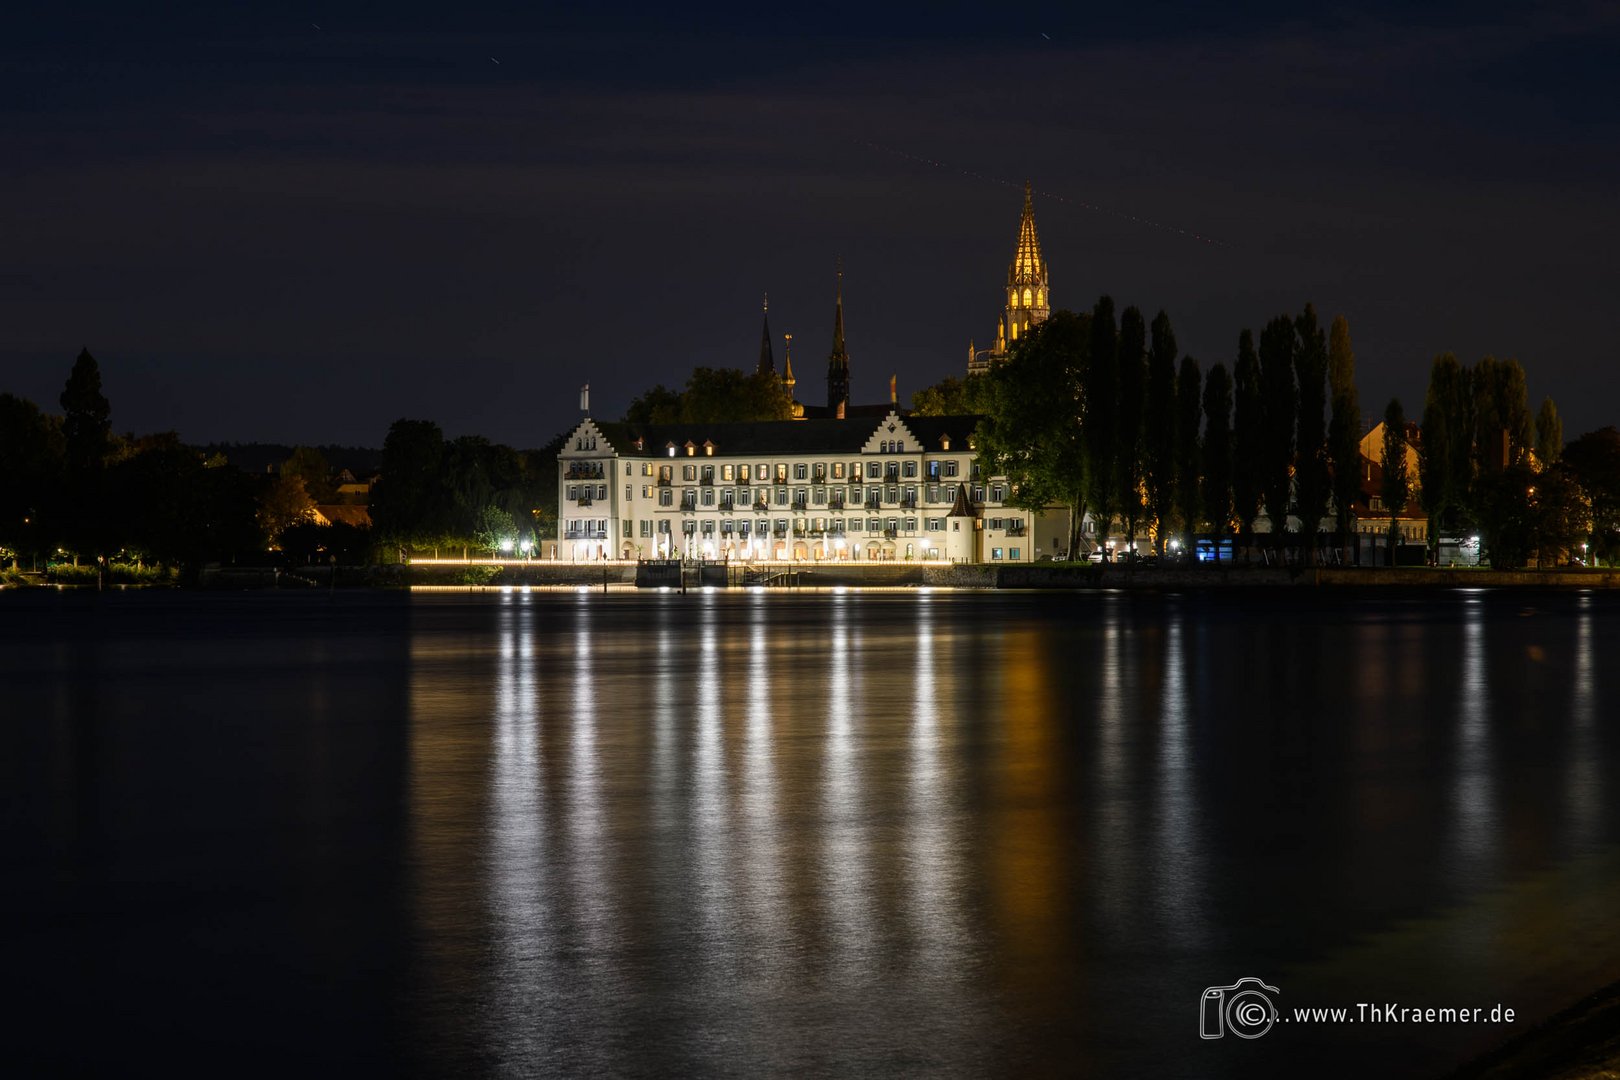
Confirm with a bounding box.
[969,182,1051,376]
[557,409,1061,563]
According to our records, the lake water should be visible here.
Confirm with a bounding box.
[3,587,1618,1078]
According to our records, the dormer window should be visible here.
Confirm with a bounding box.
[667,442,677,458]
[703,440,715,457]
[941,436,951,451]
[685,441,696,457]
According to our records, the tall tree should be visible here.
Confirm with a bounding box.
[1116,306,1148,551]
[60,347,111,473]
[1144,311,1179,553]
[1293,304,1330,562]
[1326,315,1363,561]
[59,348,114,568]
[1534,397,1563,466]
[1563,427,1620,564]
[1381,399,1410,560]
[1419,352,1471,544]
[1201,362,1234,541]
[1231,331,1264,553]
[1258,315,1297,551]
[975,311,1092,557]
[370,419,450,553]
[1084,296,1120,549]
[1174,354,1203,550]
[1470,355,1532,472]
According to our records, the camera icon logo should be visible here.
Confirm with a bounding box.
[1199,978,1280,1039]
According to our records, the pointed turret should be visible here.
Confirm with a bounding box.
[757,294,775,375]
[826,264,851,412]
[1009,180,1046,286]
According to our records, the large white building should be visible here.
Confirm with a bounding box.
[557,409,1070,563]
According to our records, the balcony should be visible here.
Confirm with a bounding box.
[752,499,770,512]
[899,496,918,509]
[828,495,846,511]
[864,497,882,510]
[792,497,808,512]
[565,463,604,480]
[656,476,672,487]
[576,496,594,507]
[680,497,697,512]
[564,528,606,540]
[720,496,736,511]
[1007,525,1027,537]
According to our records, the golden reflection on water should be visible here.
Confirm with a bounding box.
[395,590,1620,1076]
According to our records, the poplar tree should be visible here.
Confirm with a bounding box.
[1534,396,1562,466]
[1381,399,1410,558]
[1419,352,1471,543]
[1085,296,1119,547]
[1293,304,1330,563]
[59,348,113,568]
[1258,315,1298,550]
[1144,311,1179,553]
[1202,362,1234,541]
[1326,315,1363,561]
[1116,306,1148,552]
[1232,331,1264,554]
[1175,354,1202,550]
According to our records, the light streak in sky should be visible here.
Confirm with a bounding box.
[857,139,1231,249]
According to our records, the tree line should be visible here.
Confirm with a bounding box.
[367,419,558,558]
[916,298,1616,568]
[1,350,263,576]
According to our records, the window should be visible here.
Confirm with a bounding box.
[848,519,862,532]
[659,465,673,483]
[989,517,1003,530]
[659,489,673,507]
[701,489,715,506]
[904,461,917,478]
[1010,547,1021,560]
[622,519,632,537]
[739,486,751,503]
[794,463,807,480]
[927,484,941,503]
[851,485,862,502]
[597,484,606,499]
[566,485,576,499]
[927,518,944,531]
[990,484,1004,502]
[701,465,714,484]
[812,487,826,505]
[683,464,697,481]
[739,464,751,482]
[701,521,715,536]
[943,461,959,477]
[625,484,632,501]
[721,520,733,536]
[866,461,881,479]
[639,520,652,537]
[833,462,846,479]
[870,518,882,532]
[992,547,1004,560]
[775,487,789,506]
[775,463,788,482]
[722,464,734,482]
[641,463,653,476]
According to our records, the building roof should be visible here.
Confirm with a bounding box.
[583,412,982,458]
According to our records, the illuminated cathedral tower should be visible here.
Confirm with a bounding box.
[969,181,1051,375]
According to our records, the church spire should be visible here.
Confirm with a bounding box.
[757,293,775,375]
[827,263,850,412]
[781,332,796,392]
[1009,180,1046,286]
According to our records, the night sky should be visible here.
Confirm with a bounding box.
[3,2,1617,450]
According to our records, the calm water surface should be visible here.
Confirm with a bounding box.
[3,588,1618,1078]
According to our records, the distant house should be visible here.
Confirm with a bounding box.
[1353,420,1427,544]
[312,504,372,529]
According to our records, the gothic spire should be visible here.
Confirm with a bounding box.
[827,263,850,411]
[757,293,775,375]
[782,332,796,392]
[1009,180,1046,286]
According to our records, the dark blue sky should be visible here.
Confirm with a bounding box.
[3,2,1617,448]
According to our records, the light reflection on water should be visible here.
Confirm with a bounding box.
[393,589,1620,1078]
[5,588,1619,1078]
